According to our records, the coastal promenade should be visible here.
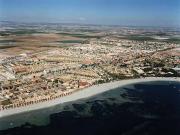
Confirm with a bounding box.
[0,77,179,118]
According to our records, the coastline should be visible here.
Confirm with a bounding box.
[0,77,179,118]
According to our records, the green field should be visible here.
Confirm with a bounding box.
[0,29,44,36]
[120,35,180,44]
[58,32,102,39]
[165,38,180,44]
[0,45,16,49]
[0,40,16,43]
[57,40,84,44]
[122,35,155,41]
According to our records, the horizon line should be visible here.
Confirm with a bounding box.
[1,20,180,29]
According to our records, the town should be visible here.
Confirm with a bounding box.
[0,23,179,110]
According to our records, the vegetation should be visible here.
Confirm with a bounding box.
[58,32,102,39]
[57,40,84,44]
[0,45,16,49]
[165,38,180,44]
[122,35,155,41]
[0,29,44,36]
[0,40,16,43]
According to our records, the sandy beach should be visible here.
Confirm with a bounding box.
[0,77,179,118]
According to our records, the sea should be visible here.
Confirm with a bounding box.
[0,80,180,135]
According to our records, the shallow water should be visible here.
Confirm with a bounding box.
[0,80,180,135]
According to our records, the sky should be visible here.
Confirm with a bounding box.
[0,0,180,26]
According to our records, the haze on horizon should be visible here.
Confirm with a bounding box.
[0,0,180,27]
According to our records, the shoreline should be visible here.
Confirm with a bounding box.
[0,77,179,118]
